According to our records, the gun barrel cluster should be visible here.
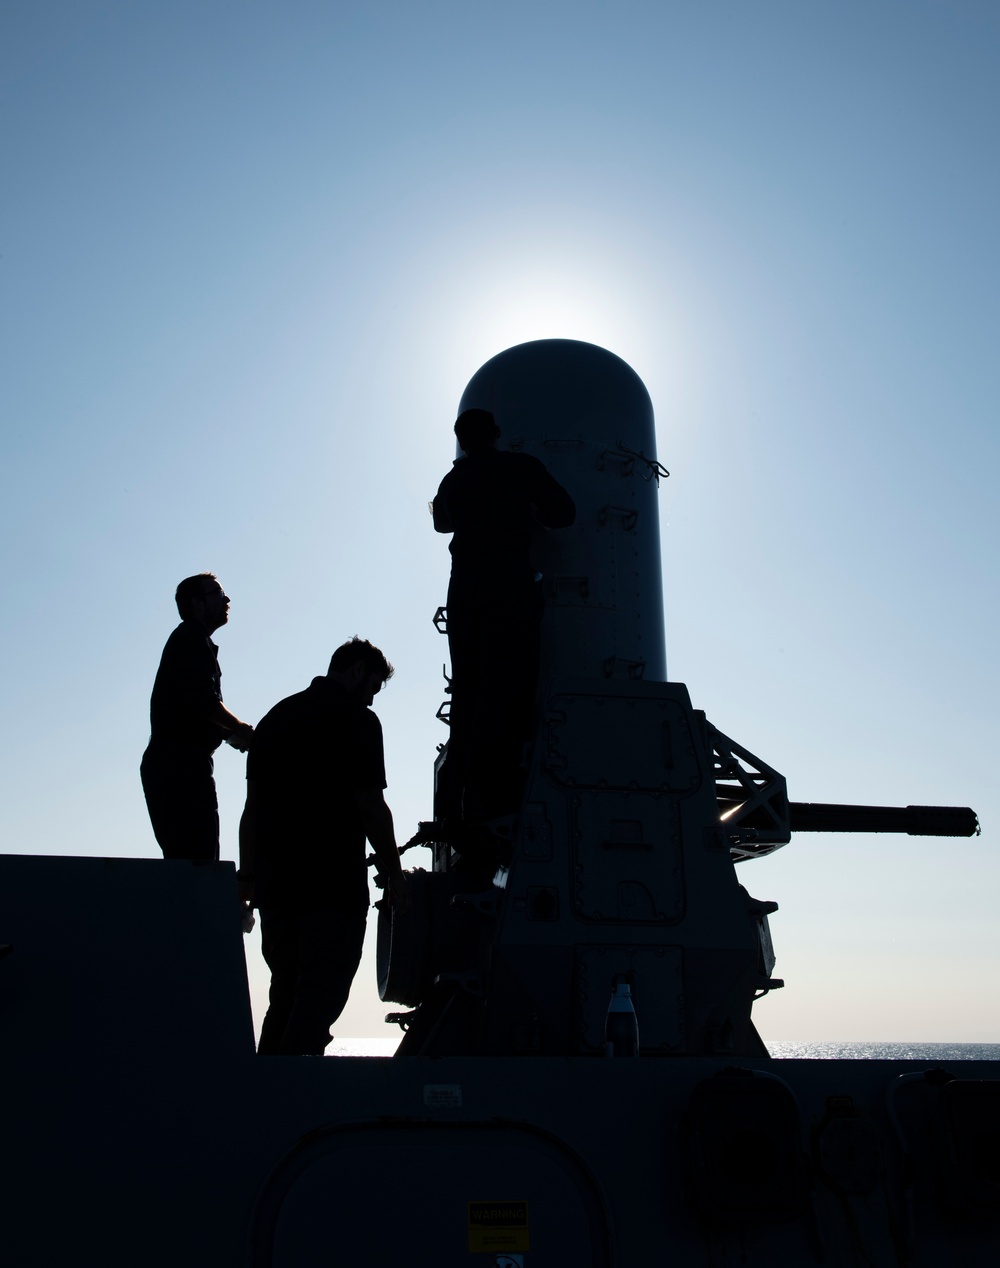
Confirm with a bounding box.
[788,802,980,837]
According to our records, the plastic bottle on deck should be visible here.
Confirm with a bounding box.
[605,980,639,1057]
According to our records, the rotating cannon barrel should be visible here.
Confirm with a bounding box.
[788,802,980,837]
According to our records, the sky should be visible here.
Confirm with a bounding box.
[3,0,998,1044]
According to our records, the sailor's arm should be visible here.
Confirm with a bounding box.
[209,700,254,750]
[355,787,408,910]
[175,634,254,749]
[431,488,453,533]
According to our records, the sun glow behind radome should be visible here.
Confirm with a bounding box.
[387,227,698,424]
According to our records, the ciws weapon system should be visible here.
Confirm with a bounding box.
[1,340,995,1268]
[378,339,979,1067]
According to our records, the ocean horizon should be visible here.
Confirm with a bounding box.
[328,1038,1000,1060]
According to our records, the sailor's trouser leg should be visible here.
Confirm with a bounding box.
[140,746,220,862]
[443,578,543,822]
[257,908,369,1056]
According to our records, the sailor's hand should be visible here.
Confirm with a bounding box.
[240,901,256,934]
[388,874,410,916]
[227,722,254,752]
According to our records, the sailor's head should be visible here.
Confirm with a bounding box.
[176,573,230,632]
[328,636,395,707]
[454,408,500,454]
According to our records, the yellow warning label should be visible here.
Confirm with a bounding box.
[467,1200,530,1253]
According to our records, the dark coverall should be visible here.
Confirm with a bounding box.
[433,447,575,821]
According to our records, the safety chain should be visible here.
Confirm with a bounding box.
[617,442,670,485]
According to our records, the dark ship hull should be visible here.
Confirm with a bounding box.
[2,852,997,1267]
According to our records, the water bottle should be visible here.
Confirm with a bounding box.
[605,980,639,1057]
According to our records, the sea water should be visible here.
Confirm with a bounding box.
[767,1041,1000,1060]
[329,1039,1000,1059]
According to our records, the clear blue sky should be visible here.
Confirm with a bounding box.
[3,1,997,1042]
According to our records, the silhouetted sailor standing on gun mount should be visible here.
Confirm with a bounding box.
[140,574,254,861]
[433,409,575,824]
[238,638,407,1057]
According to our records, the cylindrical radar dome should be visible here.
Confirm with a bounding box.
[457,339,667,682]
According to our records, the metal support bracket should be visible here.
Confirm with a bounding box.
[707,722,791,859]
[434,970,485,997]
[602,655,646,680]
[598,504,638,531]
[450,891,500,919]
